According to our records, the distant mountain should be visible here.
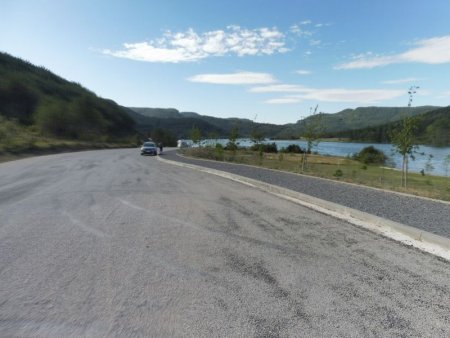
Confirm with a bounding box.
[333,106,450,146]
[0,51,135,140]
[277,106,440,139]
[128,107,285,138]
[128,105,442,142]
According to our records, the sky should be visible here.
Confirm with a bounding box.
[2,0,450,124]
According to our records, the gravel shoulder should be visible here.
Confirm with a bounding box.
[163,150,450,239]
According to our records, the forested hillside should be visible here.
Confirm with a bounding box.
[0,52,135,145]
[277,106,439,139]
[329,106,450,146]
[128,105,443,143]
[128,107,285,138]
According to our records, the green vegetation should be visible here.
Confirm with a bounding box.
[290,105,438,136]
[148,128,177,147]
[182,147,450,201]
[331,106,450,146]
[0,52,138,159]
[190,125,202,147]
[281,144,304,154]
[389,117,419,188]
[128,104,447,146]
[250,142,278,153]
[0,116,134,163]
[352,146,387,165]
[226,125,240,151]
[300,105,322,172]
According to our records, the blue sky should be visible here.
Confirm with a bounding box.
[2,0,450,124]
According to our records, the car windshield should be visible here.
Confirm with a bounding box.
[143,142,156,147]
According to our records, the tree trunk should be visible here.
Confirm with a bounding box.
[401,155,406,188]
[405,156,409,189]
[301,153,307,172]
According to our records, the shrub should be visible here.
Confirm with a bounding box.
[353,146,387,165]
[333,169,343,178]
[282,144,305,154]
[250,142,278,153]
[224,141,238,151]
[215,143,224,160]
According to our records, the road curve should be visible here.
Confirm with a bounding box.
[0,149,449,337]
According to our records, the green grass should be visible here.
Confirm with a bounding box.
[0,117,138,163]
[182,148,450,202]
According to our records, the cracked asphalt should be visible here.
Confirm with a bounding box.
[164,150,450,238]
[0,148,449,337]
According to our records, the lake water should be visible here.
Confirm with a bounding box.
[194,138,450,176]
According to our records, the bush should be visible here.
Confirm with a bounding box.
[250,142,278,153]
[215,143,224,160]
[333,169,343,178]
[224,141,238,151]
[282,144,305,153]
[353,146,387,165]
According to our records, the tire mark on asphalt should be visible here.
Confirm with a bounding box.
[62,211,109,239]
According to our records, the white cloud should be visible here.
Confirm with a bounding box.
[289,21,314,37]
[252,84,404,103]
[104,26,288,63]
[382,77,420,84]
[188,72,277,85]
[336,35,450,69]
[295,69,311,75]
[250,84,309,93]
[300,88,404,103]
[265,97,302,104]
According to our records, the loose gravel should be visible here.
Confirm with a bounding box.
[163,151,450,238]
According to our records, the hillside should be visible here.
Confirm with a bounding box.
[277,106,440,139]
[0,52,136,148]
[128,105,442,142]
[332,106,450,146]
[128,107,285,138]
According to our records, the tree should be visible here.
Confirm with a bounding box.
[226,125,239,151]
[250,127,264,145]
[389,85,420,188]
[389,116,419,188]
[151,128,177,147]
[301,105,322,172]
[190,125,202,147]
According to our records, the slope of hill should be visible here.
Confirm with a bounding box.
[129,107,182,119]
[279,106,440,138]
[330,106,450,146]
[129,105,442,142]
[128,107,285,138]
[0,52,135,144]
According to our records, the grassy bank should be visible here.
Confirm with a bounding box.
[182,148,450,201]
[0,119,138,163]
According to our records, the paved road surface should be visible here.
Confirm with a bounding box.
[164,150,450,238]
[0,149,449,337]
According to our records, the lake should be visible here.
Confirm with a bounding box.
[195,139,450,176]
